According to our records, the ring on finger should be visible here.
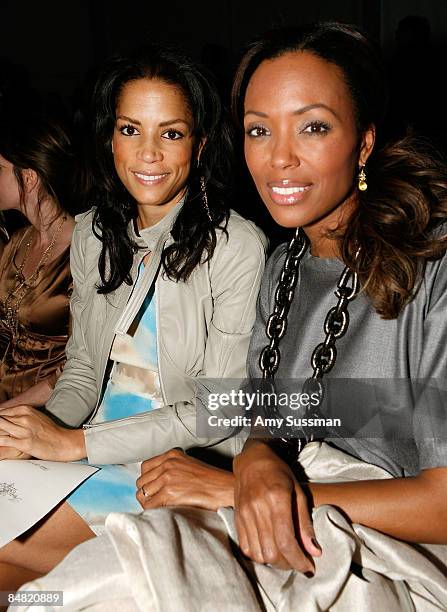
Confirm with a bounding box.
[141,485,150,498]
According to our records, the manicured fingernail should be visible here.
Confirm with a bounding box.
[311,537,321,551]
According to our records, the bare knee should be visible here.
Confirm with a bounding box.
[0,501,94,574]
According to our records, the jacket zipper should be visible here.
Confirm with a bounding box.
[85,237,167,426]
[85,251,148,425]
[83,410,158,429]
[114,234,166,335]
[155,278,168,406]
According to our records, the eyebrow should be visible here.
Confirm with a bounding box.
[116,115,192,128]
[244,103,340,120]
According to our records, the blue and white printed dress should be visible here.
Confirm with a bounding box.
[68,264,163,533]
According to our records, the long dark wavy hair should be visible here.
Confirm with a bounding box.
[0,110,77,217]
[89,44,233,294]
[231,22,447,319]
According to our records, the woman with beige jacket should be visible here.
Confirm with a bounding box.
[0,44,266,589]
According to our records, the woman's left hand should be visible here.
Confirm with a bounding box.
[0,405,86,461]
[136,448,235,511]
[233,440,320,572]
[0,425,31,459]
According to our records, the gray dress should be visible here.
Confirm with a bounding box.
[248,242,447,477]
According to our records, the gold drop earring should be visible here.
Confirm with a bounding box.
[358,165,367,191]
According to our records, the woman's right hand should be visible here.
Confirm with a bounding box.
[233,440,321,573]
[0,406,86,461]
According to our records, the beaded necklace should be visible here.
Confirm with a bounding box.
[1,215,66,337]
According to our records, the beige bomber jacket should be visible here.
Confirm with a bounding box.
[45,204,268,464]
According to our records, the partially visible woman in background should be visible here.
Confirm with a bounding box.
[0,112,76,408]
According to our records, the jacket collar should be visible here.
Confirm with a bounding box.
[130,195,186,251]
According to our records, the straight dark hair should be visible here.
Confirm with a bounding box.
[89,44,234,294]
[231,23,447,319]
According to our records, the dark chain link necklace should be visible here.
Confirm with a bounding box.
[258,227,360,459]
